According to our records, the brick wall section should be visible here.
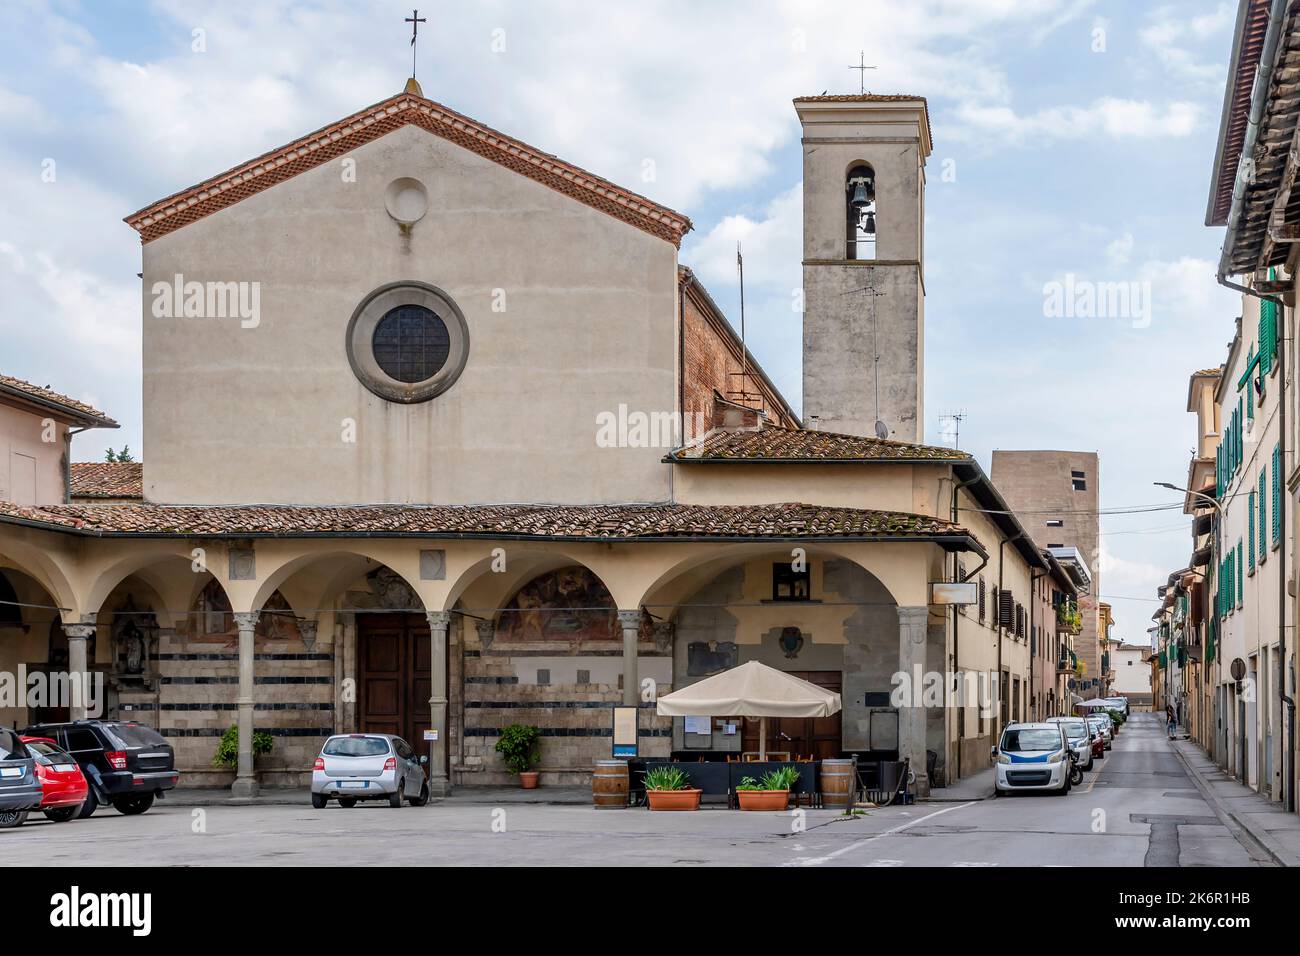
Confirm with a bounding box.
[680,268,798,442]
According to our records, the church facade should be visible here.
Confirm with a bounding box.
[0,84,1053,796]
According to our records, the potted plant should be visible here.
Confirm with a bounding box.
[495,723,542,788]
[212,724,273,769]
[644,765,702,810]
[735,766,800,811]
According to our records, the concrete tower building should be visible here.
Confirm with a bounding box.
[796,94,932,444]
[991,450,1103,698]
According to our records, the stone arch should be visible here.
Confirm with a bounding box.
[640,544,909,761]
[0,539,78,620]
[81,545,200,620]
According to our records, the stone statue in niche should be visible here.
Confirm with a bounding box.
[109,595,158,692]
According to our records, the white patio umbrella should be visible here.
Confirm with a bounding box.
[655,660,842,759]
[1075,697,1114,710]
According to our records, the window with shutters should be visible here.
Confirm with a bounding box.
[1273,443,1282,547]
[1260,277,1277,377]
[1237,540,1244,607]
[1249,489,1256,574]
[999,589,1014,630]
[978,577,986,623]
[1259,472,1267,562]
[1247,346,1256,421]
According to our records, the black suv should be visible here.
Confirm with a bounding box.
[21,720,178,817]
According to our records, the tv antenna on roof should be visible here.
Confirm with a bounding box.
[939,410,967,449]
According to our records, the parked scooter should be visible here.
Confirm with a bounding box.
[1068,752,1084,787]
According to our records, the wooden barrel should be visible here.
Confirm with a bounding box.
[820,758,855,808]
[592,759,629,809]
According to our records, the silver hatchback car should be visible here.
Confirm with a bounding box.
[311,733,428,808]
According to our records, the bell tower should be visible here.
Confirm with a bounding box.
[797,95,931,443]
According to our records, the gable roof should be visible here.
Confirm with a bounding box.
[666,423,970,462]
[70,462,143,499]
[125,91,692,247]
[0,375,118,428]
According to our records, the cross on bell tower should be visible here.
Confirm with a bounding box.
[848,52,876,94]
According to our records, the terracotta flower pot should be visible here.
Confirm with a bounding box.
[646,788,702,811]
[519,771,540,789]
[737,789,790,811]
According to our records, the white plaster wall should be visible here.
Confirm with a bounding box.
[140,124,679,505]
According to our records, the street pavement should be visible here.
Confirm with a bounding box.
[0,712,1274,866]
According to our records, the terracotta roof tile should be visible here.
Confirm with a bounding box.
[0,375,118,427]
[69,462,143,499]
[0,500,976,546]
[667,425,970,462]
[125,92,692,247]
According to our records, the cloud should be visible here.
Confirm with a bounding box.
[1138,3,1234,87]
[953,96,1200,144]
[687,184,802,292]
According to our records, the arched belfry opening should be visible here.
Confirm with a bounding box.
[846,163,877,260]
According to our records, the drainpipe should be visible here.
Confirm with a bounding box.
[1031,568,1045,720]
[950,473,984,779]
[1214,281,1290,809]
[62,426,89,503]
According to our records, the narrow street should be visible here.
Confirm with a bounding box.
[807,712,1270,867]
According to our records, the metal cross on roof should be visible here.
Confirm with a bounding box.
[405,9,428,79]
[848,51,877,94]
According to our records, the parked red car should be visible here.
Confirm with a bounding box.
[21,736,89,823]
[1089,732,1106,760]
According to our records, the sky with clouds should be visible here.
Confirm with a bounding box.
[0,0,1247,642]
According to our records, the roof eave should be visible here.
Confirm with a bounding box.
[0,384,118,429]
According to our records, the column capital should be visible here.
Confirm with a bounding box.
[896,605,930,625]
[426,610,452,631]
[233,611,259,632]
[617,609,642,631]
[63,623,96,640]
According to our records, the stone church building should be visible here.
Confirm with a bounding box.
[0,82,1049,796]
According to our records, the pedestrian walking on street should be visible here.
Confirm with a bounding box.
[1166,706,1177,739]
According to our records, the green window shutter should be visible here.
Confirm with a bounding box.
[1249,490,1256,571]
[1237,403,1244,471]
[1247,347,1256,420]
[1216,444,1223,498]
[1238,541,1244,602]
[1259,472,1267,557]
[1273,442,1282,545]
[1260,282,1276,376]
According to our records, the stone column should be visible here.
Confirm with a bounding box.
[426,610,451,797]
[618,610,641,707]
[897,606,930,796]
[231,612,259,798]
[63,621,96,721]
